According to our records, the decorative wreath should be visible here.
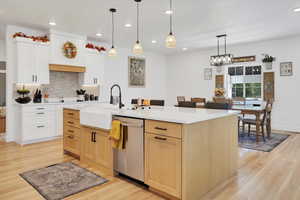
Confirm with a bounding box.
[63,41,77,59]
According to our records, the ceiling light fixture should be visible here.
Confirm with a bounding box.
[210,34,233,66]
[294,7,300,12]
[165,10,173,15]
[108,8,117,57]
[165,0,176,48]
[152,40,157,44]
[182,47,188,51]
[133,0,143,55]
[49,19,56,26]
[125,23,132,28]
[96,33,103,37]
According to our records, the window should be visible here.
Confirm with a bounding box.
[228,66,262,99]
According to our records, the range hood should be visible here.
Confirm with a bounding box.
[49,64,86,73]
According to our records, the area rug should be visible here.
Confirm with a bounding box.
[239,131,289,152]
[20,162,108,200]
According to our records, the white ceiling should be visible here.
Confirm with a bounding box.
[1,0,300,54]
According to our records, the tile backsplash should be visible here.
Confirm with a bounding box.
[14,71,99,99]
[44,71,80,98]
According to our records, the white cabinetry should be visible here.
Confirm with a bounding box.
[14,37,50,84]
[16,105,59,145]
[80,49,104,85]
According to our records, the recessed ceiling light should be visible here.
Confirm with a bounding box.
[165,10,173,15]
[125,23,132,28]
[49,20,56,26]
[96,33,103,37]
[151,40,157,44]
[182,48,188,51]
[294,7,300,12]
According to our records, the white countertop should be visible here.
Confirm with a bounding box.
[14,101,103,107]
[67,104,240,128]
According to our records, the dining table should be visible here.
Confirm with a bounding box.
[231,103,266,142]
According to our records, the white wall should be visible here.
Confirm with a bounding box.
[101,48,167,105]
[166,36,300,132]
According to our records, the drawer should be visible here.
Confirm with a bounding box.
[63,109,80,119]
[64,132,80,155]
[22,106,49,113]
[64,117,80,128]
[64,125,80,138]
[145,120,182,139]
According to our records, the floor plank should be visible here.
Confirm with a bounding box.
[0,132,299,200]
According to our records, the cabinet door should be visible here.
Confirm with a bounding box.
[35,44,50,84]
[81,127,96,161]
[94,130,111,168]
[145,133,182,198]
[16,42,36,83]
[82,51,104,85]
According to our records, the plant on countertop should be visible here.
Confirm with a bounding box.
[76,89,86,95]
[13,32,49,42]
[215,88,225,97]
[262,54,275,63]
[86,43,106,52]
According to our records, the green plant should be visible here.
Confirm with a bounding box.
[262,54,275,63]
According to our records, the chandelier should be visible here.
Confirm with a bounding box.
[210,34,233,66]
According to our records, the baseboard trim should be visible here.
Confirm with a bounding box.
[18,136,62,146]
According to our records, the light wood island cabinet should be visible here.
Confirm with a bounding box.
[145,116,238,200]
[80,126,113,175]
[63,109,81,157]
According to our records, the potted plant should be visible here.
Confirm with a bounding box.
[76,89,86,102]
[262,54,275,70]
[15,87,31,104]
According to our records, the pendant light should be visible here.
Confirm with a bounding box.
[108,8,117,57]
[133,0,143,55]
[210,34,233,66]
[165,0,176,48]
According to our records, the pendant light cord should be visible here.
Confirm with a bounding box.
[217,37,220,56]
[112,11,115,48]
[137,1,140,43]
[170,0,173,34]
[224,35,227,54]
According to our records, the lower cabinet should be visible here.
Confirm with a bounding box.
[81,126,113,174]
[145,133,182,199]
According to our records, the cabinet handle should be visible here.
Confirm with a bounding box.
[91,132,94,142]
[32,75,34,82]
[67,121,74,124]
[36,112,44,115]
[37,108,45,110]
[68,135,74,139]
[93,132,97,142]
[154,127,168,131]
[154,136,167,141]
[67,113,74,116]
[68,130,74,133]
[37,125,45,128]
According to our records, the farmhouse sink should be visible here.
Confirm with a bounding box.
[80,104,116,130]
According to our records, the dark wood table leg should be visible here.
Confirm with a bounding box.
[255,113,260,143]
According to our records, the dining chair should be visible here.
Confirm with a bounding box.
[191,98,206,108]
[150,100,165,106]
[213,97,232,104]
[178,101,196,108]
[242,100,273,141]
[177,96,186,103]
[205,102,231,110]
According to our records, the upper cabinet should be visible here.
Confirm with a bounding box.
[14,37,50,84]
[49,30,86,67]
[79,49,104,85]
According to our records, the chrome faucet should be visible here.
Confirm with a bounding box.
[110,84,124,109]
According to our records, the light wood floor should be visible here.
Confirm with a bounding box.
[0,133,299,200]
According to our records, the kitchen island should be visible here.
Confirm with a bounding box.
[63,104,239,200]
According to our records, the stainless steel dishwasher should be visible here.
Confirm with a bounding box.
[113,116,144,182]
